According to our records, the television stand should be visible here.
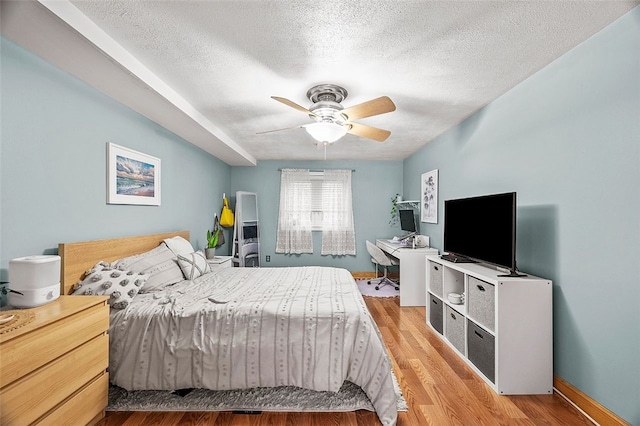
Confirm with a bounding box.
[426,254,552,395]
[440,253,476,263]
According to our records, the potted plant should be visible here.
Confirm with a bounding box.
[389,193,401,226]
[205,228,220,259]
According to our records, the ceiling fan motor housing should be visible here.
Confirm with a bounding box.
[307,84,348,103]
[307,84,348,123]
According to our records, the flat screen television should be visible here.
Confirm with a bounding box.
[443,192,523,277]
[399,209,416,233]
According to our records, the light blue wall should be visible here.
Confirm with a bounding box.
[404,7,640,423]
[3,6,638,421]
[231,160,403,270]
[0,37,232,282]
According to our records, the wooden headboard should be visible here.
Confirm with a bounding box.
[58,230,190,295]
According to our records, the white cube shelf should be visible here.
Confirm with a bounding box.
[425,254,553,395]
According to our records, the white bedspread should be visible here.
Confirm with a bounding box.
[109,266,398,425]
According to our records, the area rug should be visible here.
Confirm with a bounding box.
[107,375,407,413]
[357,279,399,298]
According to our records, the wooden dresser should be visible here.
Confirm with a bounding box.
[0,296,110,425]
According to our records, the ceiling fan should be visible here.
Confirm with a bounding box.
[259,84,396,143]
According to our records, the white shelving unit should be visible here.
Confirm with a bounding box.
[426,255,553,395]
[396,200,420,210]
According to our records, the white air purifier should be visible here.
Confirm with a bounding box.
[9,255,61,308]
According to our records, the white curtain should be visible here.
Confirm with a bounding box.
[321,170,356,255]
[275,169,313,254]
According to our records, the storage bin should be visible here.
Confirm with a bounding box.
[429,261,443,297]
[468,276,495,332]
[467,319,495,383]
[445,305,465,354]
[429,294,443,335]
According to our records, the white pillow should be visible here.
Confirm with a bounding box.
[177,250,211,280]
[72,261,148,309]
[114,243,184,292]
[163,236,195,257]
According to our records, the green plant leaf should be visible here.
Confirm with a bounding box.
[207,228,220,248]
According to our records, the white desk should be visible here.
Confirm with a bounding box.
[376,239,439,307]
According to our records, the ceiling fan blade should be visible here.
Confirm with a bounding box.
[256,125,302,135]
[346,122,391,142]
[271,96,318,117]
[340,96,396,121]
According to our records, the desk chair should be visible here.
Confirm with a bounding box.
[239,242,259,267]
[365,240,399,291]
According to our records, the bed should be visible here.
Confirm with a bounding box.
[58,231,398,425]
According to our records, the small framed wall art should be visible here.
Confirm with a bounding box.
[107,142,161,206]
[421,169,438,223]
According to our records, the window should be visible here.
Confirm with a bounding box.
[276,169,356,255]
[309,172,335,230]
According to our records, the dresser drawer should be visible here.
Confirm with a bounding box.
[0,302,109,388]
[36,373,109,426]
[0,333,109,425]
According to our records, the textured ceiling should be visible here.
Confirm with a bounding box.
[2,1,638,165]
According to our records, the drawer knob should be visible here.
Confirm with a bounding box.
[474,330,484,339]
[434,266,439,271]
[450,313,456,320]
[477,285,485,292]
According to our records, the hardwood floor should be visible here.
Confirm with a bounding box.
[98,296,592,426]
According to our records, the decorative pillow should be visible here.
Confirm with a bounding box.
[177,250,211,280]
[72,261,148,309]
[163,236,195,257]
[113,243,184,292]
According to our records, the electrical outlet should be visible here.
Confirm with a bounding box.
[266,255,271,262]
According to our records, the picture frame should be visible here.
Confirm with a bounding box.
[107,142,161,205]
[421,169,438,223]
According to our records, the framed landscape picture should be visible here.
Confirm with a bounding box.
[421,169,438,223]
[107,143,161,205]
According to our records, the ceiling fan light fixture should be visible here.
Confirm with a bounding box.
[305,122,347,144]
[265,84,395,144]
